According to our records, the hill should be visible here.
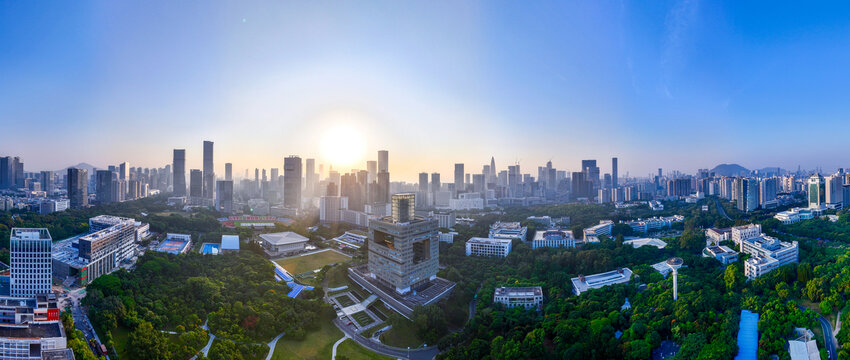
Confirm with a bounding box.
[711,163,750,177]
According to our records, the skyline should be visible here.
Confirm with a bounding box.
[3,1,850,179]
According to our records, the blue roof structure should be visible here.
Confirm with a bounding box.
[735,310,759,360]
[272,266,313,298]
[221,235,240,250]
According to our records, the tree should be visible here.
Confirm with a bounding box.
[724,264,742,292]
[128,322,171,360]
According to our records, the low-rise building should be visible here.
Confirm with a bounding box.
[623,215,684,233]
[0,321,68,359]
[465,237,512,257]
[705,228,731,245]
[493,286,543,310]
[488,222,527,242]
[731,224,762,248]
[703,245,739,265]
[438,231,457,244]
[259,232,309,257]
[774,207,816,225]
[571,268,632,295]
[220,235,240,254]
[742,235,798,280]
[623,238,667,249]
[583,220,614,242]
[332,232,367,249]
[531,229,575,249]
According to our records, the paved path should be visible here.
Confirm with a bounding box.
[333,318,439,360]
[264,331,287,360]
[798,305,836,360]
[331,335,349,360]
[715,198,731,220]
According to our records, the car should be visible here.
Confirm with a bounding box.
[347,321,353,326]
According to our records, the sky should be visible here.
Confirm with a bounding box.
[1,1,850,181]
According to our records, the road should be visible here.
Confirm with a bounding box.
[332,318,439,360]
[715,198,731,220]
[798,305,837,360]
[69,289,111,360]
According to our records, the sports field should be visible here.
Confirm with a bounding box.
[274,250,351,274]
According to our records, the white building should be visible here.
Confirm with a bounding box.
[624,215,684,233]
[258,232,309,257]
[465,237,512,257]
[493,286,543,310]
[0,322,69,359]
[703,245,739,265]
[583,220,614,242]
[623,238,667,249]
[731,224,762,248]
[531,229,575,249]
[10,229,52,297]
[447,193,484,210]
[705,228,731,245]
[742,235,799,280]
[774,207,816,225]
[488,222,527,242]
[571,268,632,295]
[432,212,456,228]
[439,231,457,244]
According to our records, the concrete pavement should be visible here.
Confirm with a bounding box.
[332,318,439,360]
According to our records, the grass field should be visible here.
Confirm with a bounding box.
[351,311,375,327]
[325,265,351,288]
[336,339,394,360]
[271,320,342,360]
[336,294,356,307]
[110,326,132,359]
[380,317,425,348]
[275,251,351,274]
[368,302,390,321]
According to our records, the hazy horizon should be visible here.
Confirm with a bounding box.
[3,1,850,180]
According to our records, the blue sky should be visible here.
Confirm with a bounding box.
[1,1,849,181]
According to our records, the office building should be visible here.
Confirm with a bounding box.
[224,163,232,181]
[705,228,731,244]
[493,286,543,310]
[731,224,762,248]
[466,237,512,257]
[39,171,54,194]
[571,268,632,295]
[531,229,575,249]
[367,193,439,294]
[736,178,759,212]
[759,177,778,206]
[96,170,116,204]
[825,174,844,207]
[284,156,302,209]
[583,220,614,241]
[53,219,136,286]
[189,170,203,198]
[0,322,69,359]
[89,215,137,263]
[582,160,600,188]
[703,245,739,265]
[432,212,456,228]
[66,168,88,209]
[305,158,315,197]
[215,180,234,214]
[10,229,52,297]
[808,174,825,209]
[774,207,816,224]
[173,149,186,196]
[367,161,377,184]
[431,173,441,195]
[0,157,11,189]
[418,172,428,193]
[378,150,388,173]
[203,141,214,199]
[624,215,685,233]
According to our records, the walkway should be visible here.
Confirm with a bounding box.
[333,318,439,360]
[264,331,287,360]
[331,335,349,360]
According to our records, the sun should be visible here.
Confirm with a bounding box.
[321,123,366,168]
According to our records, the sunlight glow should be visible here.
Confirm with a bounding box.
[320,122,365,168]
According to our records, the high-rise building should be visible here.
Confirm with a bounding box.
[825,174,844,205]
[96,170,116,204]
[612,157,618,188]
[367,161,377,184]
[10,228,52,297]
[12,157,24,189]
[39,170,55,194]
[571,172,589,200]
[378,150,389,173]
[225,163,233,181]
[377,172,390,203]
[736,178,759,212]
[216,180,234,214]
[367,193,438,294]
[808,174,825,209]
[431,173,441,195]
[418,172,428,193]
[0,156,11,189]
[189,169,203,198]
[203,141,214,199]
[759,177,778,205]
[284,156,302,209]
[582,160,600,188]
[118,162,129,180]
[305,158,315,197]
[67,168,88,209]
[173,149,186,196]
[454,163,464,197]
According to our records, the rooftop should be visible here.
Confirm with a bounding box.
[623,238,667,249]
[533,229,573,241]
[259,232,309,245]
[41,349,76,360]
[220,235,240,250]
[0,322,63,339]
[467,237,513,246]
[494,286,543,297]
[10,228,51,241]
[571,268,632,295]
[90,215,135,225]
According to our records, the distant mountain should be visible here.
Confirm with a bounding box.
[55,162,101,174]
[711,163,750,177]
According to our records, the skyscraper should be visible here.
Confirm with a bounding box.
[431,173,441,195]
[0,156,10,189]
[173,149,186,196]
[418,172,429,193]
[12,157,24,189]
[190,169,203,198]
[96,170,116,204]
[367,161,377,184]
[581,160,599,189]
[216,180,234,214]
[9,228,52,297]
[225,163,233,181]
[612,157,618,188]
[284,156,302,209]
[808,174,825,209]
[376,151,390,204]
[203,141,214,199]
[454,163,464,197]
[490,156,496,184]
[736,178,759,212]
[67,168,88,209]
[378,150,389,173]
[119,162,129,180]
[40,170,54,194]
[305,158,315,197]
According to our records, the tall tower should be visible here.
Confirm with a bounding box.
[10,228,53,297]
[67,167,88,209]
[305,158,315,197]
[667,257,683,301]
[203,141,214,199]
[377,150,389,203]
[612,157,618,188]
[378,150,389,173]
[454,163,464,196]
[225,163,233,181]
[284,156,303,209]
[173,149,186,196]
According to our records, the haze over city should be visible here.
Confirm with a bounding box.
[3,1,850,180]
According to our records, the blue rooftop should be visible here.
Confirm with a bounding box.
[221,235,240,250]
[735,310,759,360]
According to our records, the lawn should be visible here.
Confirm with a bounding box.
[325,265,352,288]
[368,302,390,321]
[275,250,351,274]
[271,320,343,360]
[110,325,132,359]
[336,339,394,360]
[380,317,425,348]
[351,311,375,327]
[336,294,356,307]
